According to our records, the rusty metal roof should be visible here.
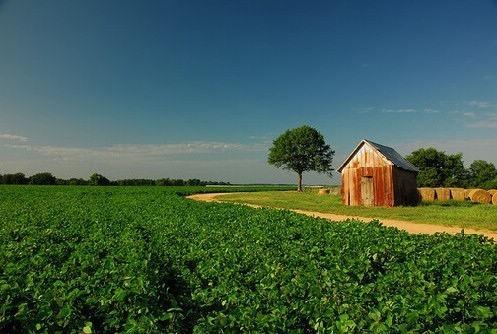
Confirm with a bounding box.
[337,139,419,173]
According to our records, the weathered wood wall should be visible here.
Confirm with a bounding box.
[392,168,419,206]
[340,143,418,207]
[340,144,395,207]
[341,166,395,206]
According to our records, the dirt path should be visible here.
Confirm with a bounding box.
[187,193,497,240]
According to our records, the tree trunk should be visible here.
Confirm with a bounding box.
[297,173,303,192]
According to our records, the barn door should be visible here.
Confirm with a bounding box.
[361,176,374,207]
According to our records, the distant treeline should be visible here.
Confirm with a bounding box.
[0,172,230,186]
[406,148,497,189]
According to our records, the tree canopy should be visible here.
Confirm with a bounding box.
[268,125,334,191]
[406,148,467,187]
[1,173,28,185]
[0,172,229,186]
[29,172,57,185]
[406,148,497,189]
[88,173,110,186]
[468,160,497,188]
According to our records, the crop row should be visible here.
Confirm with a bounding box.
[1,186,497,333]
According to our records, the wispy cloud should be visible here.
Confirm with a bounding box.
[382,108,417,113]
[357,107,452,114]
[365,107,441,114]
[0,140,282,183]
[392,107,450,114]
[4,141,268,161]
[467,121,497,129]
[454,110,497,128]
[248,135,272,143]
[466,100,495,108]
[356,107,375,114]
[0,133,29,142]
[487,112,497,121]
[365,100,496,117]
[424,108,440,113]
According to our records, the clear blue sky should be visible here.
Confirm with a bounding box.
[1,0,496,183]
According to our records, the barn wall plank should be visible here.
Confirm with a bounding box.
[340,142,418,207]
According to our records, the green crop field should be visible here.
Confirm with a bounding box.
[217,190,497,232]
[1,186,497,333]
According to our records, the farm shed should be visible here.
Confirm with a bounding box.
[337,140,419,207]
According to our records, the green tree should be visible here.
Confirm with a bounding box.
[68,178,89,185]
[89,173,110,186]
[444,153,468,187]
[29,172,56,185]
[406,148,467,187]
[2,173,28,185]
[468,160,497,188]
[268,125,334,191]
[481,178,497,190]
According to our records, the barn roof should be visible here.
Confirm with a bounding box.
[337,139,419,173]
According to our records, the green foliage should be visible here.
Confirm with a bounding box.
[29,172,56,185]
[443,153,468,187]
[469,160,497,188]
[1,173,28,185]
[1,186,497,332]
[67,178,90,186]
[481,178,497,190]
[268,125,334,191]
[406,148,497,189]
[88,173,110,186]
[0,172,229,186]
[406,148,469,187]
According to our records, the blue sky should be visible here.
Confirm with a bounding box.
[0,0,496,183]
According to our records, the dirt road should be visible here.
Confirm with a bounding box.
[187,193,497,240]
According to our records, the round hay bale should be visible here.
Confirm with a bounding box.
[464,189,475,200]
[418,188,435,202]
[449,188,466,201]
[488,189,497,196]
[468,189,492,204]
[329,187,340,196]
[493,193,497,205]
[435,188,450,201]
[318,188,330,195]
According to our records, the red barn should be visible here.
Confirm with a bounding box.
[337,140,419,207]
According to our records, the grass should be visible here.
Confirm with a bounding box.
[216,190,497,232]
